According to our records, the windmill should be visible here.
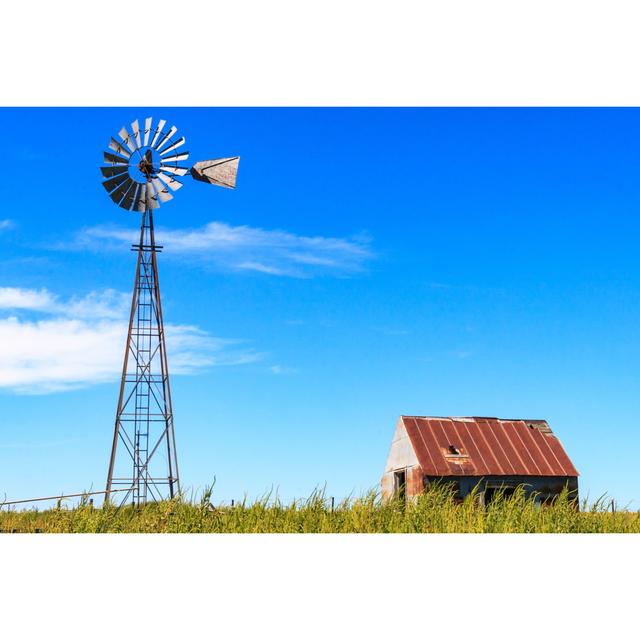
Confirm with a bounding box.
[101,117,239,506]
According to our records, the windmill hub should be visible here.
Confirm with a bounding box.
[136,148,160,181]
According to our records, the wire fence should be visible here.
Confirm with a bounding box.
[0,487,132,511]
[0,488,340,529]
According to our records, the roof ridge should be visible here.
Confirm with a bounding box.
[401,415,547,422]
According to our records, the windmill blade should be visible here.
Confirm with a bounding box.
[108,137,131,158]
[143,117,153,146]
[135,183,148,211]
[130,183,143,211]
[131,120,142,149]
[157,171,183,191]
[159,136,186,156]
[150,119,166,148]
[120,180,139,210]
[100,165,128,179]
[155,125,178,152]
[102,171,131,194]
[159,164,189,176]
[161,151,190,163]
[118,126,136,152]
[108,177,135,205]
[104,151,129,166]
[190,157,240,189]
[102,172,130,195]
[146,181,160,209]
[151,178,173,203]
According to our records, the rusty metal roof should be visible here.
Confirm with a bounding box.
[401,416,578,477]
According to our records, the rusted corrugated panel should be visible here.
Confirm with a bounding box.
[480,418,519,474]
[500,420,546,475]
[405,418,449,475]
[402,416,578,477]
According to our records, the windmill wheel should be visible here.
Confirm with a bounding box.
[101,117,240,212]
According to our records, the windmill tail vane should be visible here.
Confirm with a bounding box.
[101,117,239,507]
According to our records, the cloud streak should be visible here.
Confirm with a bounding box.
[269,365,298,375]
[67,221,373,278]
[0,287,56,311]
[0,287,261,394]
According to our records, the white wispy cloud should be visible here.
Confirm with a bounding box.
[0,287,56,311]
[64,289,130,320]
[0,219,14,232]
[269,365,298,375]
[0,287,134,321]
[0,287,261,394]
[67,221,373,278]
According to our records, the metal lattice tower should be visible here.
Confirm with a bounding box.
[105,210,178,505]
[101,117,239,506]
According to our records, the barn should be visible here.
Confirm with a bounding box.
[382,416,579,504]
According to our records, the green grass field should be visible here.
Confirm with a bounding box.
[0,485,637,533]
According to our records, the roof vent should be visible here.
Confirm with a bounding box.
[528,421,553,434]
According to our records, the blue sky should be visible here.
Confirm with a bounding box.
[0,107,639,507]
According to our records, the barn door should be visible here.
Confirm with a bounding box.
[394,470,407,503]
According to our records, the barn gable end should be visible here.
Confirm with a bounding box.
[381,417,421,500]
